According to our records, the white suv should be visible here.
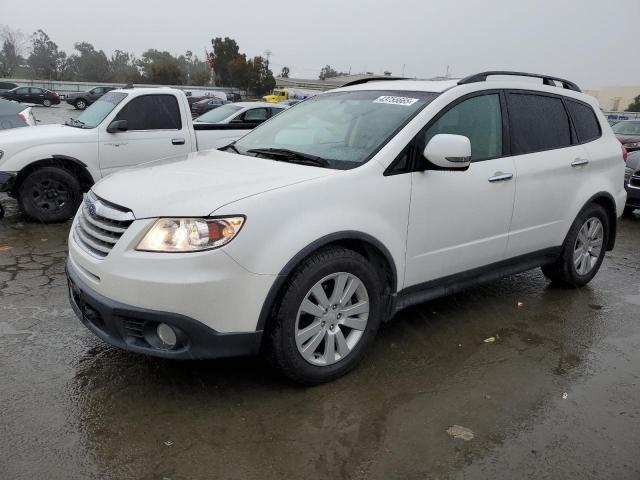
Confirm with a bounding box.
[66,72,627,384]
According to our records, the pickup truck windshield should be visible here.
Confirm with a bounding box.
[234,90,438,169]
[612,121,640,135]
[195,104,243,123]
[74,92,128,128]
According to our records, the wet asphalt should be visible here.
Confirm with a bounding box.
[1,191,640,479]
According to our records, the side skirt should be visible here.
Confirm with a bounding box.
[390,247,561,317]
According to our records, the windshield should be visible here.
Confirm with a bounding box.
[195,104,243,123]
[234,90,438,169]
[612,121,640,136]
[74,92,128,128]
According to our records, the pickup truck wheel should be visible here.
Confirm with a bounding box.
[74,99,87,110]
[18,167,82,223]
[266,246,384,385]
[43,99,52,107]
[541,203,609,287]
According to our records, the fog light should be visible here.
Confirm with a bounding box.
[157,323,177,347]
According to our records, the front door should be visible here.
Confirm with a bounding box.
[405,92,517,287]
[98,94,191,175]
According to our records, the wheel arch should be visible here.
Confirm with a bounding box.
[582,192,617,251]
[14,156,95,194]
[256,231,398,332]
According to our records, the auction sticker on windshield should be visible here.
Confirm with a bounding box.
[373,96,419,106]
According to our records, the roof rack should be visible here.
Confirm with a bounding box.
[341,76,407,87]
[457,71,581,92]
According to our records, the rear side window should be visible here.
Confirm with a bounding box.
[115,95,181,130]
[507,93,571,155]
[566,100,601,143]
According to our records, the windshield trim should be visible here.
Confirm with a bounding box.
[235,90,440,170]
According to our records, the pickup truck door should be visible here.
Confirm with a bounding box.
[98,94,192,175]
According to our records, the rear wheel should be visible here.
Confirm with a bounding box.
[18,167,82,223]
[266,247,384,385]
[541,203,609,287]
[74,99,87,110]
[43,99,52,107]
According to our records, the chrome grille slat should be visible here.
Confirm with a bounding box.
[74,192,134,259]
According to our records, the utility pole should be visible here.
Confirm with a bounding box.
[264,49,272,70]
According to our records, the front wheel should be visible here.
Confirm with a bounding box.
[17,167,82,223]
[541,203,609,287]
[266,247,384,385]
[74,99,87,110]
[43,99,52,107]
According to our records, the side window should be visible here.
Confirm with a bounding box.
[507,93,571,155]
[243,108,269,122]
[566,100,601,143]
[16,87,29,94]
[422,94,503,162]
[114,95,182,130]
[270,107,284,116]
[30,88,44,94]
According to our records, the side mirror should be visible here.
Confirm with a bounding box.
[106,119,128,133]
[423,134,471,170]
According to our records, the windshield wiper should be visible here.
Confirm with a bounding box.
[247,148,330,167]
[65,118,86,128]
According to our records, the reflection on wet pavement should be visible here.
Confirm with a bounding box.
[1,193,640,479]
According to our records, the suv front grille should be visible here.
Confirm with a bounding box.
[74,192,134,258]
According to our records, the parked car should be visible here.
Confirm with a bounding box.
[66,86,116,110]
[0,81,19,94]
[624,150,640,215]
[0,86,60,107]
[0,88,268,222]
[0,99,36,130]
[191,97,226,117]
[612,120,640,152]
[194,102,286,125]
[64,71,626,384]
[187,95,206,109]
[226,92,242,102]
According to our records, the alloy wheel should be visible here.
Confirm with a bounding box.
[295,272,370,366]
[573,217,604,275]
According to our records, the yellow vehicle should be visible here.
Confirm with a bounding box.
[263,88,318,103]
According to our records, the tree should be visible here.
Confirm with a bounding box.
[319,64,347,80]
[177,50,210,86]
[137,49,184,84]
[66,42,110,81]
[247,56,275,96]
[27,30,67,80]
[0,26,27,77]
[210,37,243,87]
[109,50,142,84]
[279,66,290,78]
[626,95,640,113]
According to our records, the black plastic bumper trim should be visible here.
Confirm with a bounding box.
[65,259,263,360]
[0,172,16,192]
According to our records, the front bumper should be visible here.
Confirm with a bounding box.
[66,259,263,359]
[0,171,16,192]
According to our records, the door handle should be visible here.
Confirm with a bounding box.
[172,138,185,145]
[488,172,513,183]
[571,158,589,167]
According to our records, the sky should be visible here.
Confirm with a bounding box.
[1,0,638,89]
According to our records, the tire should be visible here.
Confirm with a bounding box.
[541,203,609,287]
[266,246,385,385]
[18,167,82,223]
[74,99,87,110]
[43,99,52,107]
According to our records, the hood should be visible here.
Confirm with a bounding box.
[92,150,337,218]
[0,124,91,160]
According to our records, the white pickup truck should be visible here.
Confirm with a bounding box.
[0,87,267,222]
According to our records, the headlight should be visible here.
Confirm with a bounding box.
[136,217,245,252]
[625,142,640,149]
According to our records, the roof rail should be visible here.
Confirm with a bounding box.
[341,76,407,87]
[457,71,581,92]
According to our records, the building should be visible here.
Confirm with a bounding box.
[584,86,640,111]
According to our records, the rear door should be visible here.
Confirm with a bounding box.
[98,94,192,175]
[29,88,46,104]
[505,91,592,257]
